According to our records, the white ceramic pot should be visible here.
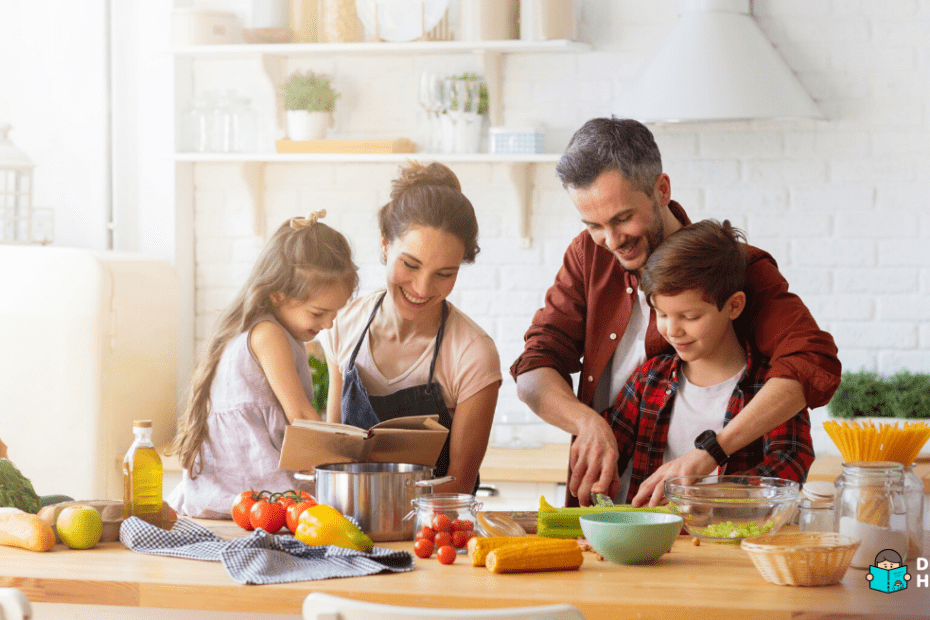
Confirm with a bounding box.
[286,110,331,141]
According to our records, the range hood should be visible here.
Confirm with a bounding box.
[616,0,824,124]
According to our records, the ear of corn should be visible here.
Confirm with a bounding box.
[467,536,527,566]
[485,538,584,574]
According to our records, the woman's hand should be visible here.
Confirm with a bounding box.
[439,381,500,494]
[630,448,717,507]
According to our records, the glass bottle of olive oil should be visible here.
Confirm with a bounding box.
[123,420,163,528]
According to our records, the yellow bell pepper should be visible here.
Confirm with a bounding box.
[294,504,373,552]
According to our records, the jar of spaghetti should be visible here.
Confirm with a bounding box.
[834,461,908,568]
[903,465,924,559]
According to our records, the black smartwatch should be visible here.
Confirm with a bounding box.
[694,430,729,467]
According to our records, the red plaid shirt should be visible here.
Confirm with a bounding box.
[604,345,814,504]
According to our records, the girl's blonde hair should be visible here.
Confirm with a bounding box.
[168,211,358,478]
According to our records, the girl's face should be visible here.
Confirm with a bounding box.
[382,226,465,323]
[271,283,352,342]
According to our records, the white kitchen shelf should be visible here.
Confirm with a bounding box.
[172,152,562,163]
[171,39,590,57]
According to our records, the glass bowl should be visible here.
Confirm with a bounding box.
[664,475,800,544]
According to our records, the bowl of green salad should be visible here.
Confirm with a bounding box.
[664,475,800,544]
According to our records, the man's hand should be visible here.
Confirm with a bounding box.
[631,448,716,507]
[569,413,621,506]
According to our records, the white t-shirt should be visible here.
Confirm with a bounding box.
[663,366,745,463]
[592,288,650,503]
[318,291,502,414]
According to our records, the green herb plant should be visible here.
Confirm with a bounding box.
[308,354,329,414]
[827,370,930,419]
[283,71,339,113]
[451,73,488,115]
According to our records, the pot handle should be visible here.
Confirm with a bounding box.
[412,475,456,488]
[293,472,315,483]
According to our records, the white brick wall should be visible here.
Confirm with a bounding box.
[188,1,930,449]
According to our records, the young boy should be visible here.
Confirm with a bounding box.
[604,219,815,506]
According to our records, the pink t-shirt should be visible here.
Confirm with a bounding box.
[318,291,502,414]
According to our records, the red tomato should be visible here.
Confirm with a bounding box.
[415,526,436,542]
[231,491,259,531]
[451,519,474,532]
[286,500,318,534]
[250,498,286,533]
[431,513,452,533]
[451,530,473,548]
[413,538,435,559]
[437,545,457,565]
[294,490,316,502]
[434,531,452,549]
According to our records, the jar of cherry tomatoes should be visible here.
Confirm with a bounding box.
[410,493,481,553]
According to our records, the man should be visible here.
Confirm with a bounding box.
[510,117,840,507]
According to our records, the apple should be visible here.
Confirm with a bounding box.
[56,505,103,550]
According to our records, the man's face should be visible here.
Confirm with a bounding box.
[567,169,670,275]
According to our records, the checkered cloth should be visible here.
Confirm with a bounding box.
[119,517,415,585]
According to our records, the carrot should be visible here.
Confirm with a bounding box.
[0,507,56,551]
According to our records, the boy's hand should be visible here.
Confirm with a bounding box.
[631,449,717,507]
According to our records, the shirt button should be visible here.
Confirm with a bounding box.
[626,287,633,294]
[610,333,617,340]
[587,376,594,382]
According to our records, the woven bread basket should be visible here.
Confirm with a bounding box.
[741,532,861,586]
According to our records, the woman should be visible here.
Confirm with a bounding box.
[318,161,501,494]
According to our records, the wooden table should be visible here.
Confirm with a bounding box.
[1,520,927,619]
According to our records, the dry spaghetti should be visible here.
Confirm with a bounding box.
[823,419,930,464]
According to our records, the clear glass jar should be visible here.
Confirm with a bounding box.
[796,480,835,532]
[184,98,210,153]
[410,493,480,553]
[903,464,924,559]
[207,91,235,153]
[834,461,909,568]
[230,97,259,153]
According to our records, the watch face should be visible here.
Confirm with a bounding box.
[696,430,715,446]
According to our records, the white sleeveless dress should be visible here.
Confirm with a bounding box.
[167,315,315,518]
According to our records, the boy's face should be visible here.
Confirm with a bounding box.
[652,289,745,364]
[877,560,900,570]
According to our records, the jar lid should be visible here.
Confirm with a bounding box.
[801,480,835,506]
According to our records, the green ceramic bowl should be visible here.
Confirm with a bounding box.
[579,512,684,565]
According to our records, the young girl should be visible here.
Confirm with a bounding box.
[167,210,358,518]
[319,162,502,495]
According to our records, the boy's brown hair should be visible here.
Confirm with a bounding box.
[641,219,748,310]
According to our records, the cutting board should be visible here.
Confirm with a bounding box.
[276,138,416,154]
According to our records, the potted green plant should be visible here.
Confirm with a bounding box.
[282,71,340,141]
[827,370,930,420]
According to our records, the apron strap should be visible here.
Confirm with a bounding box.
[346,291,386,370]
[426,300,449,385]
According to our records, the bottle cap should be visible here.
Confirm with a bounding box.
[133,420,153,428]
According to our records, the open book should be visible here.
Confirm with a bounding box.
[868,565,908,593]
[278,414,449,473]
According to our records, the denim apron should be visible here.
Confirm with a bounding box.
[341,292,456,480]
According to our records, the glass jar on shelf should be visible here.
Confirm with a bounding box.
[207,91,235,153]
[834,461,909,568]
[183,97,210,153]
[231,96,259,153]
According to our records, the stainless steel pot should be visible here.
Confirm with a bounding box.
[297,463,453,541]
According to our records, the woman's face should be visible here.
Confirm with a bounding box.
[382,226,465,323]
